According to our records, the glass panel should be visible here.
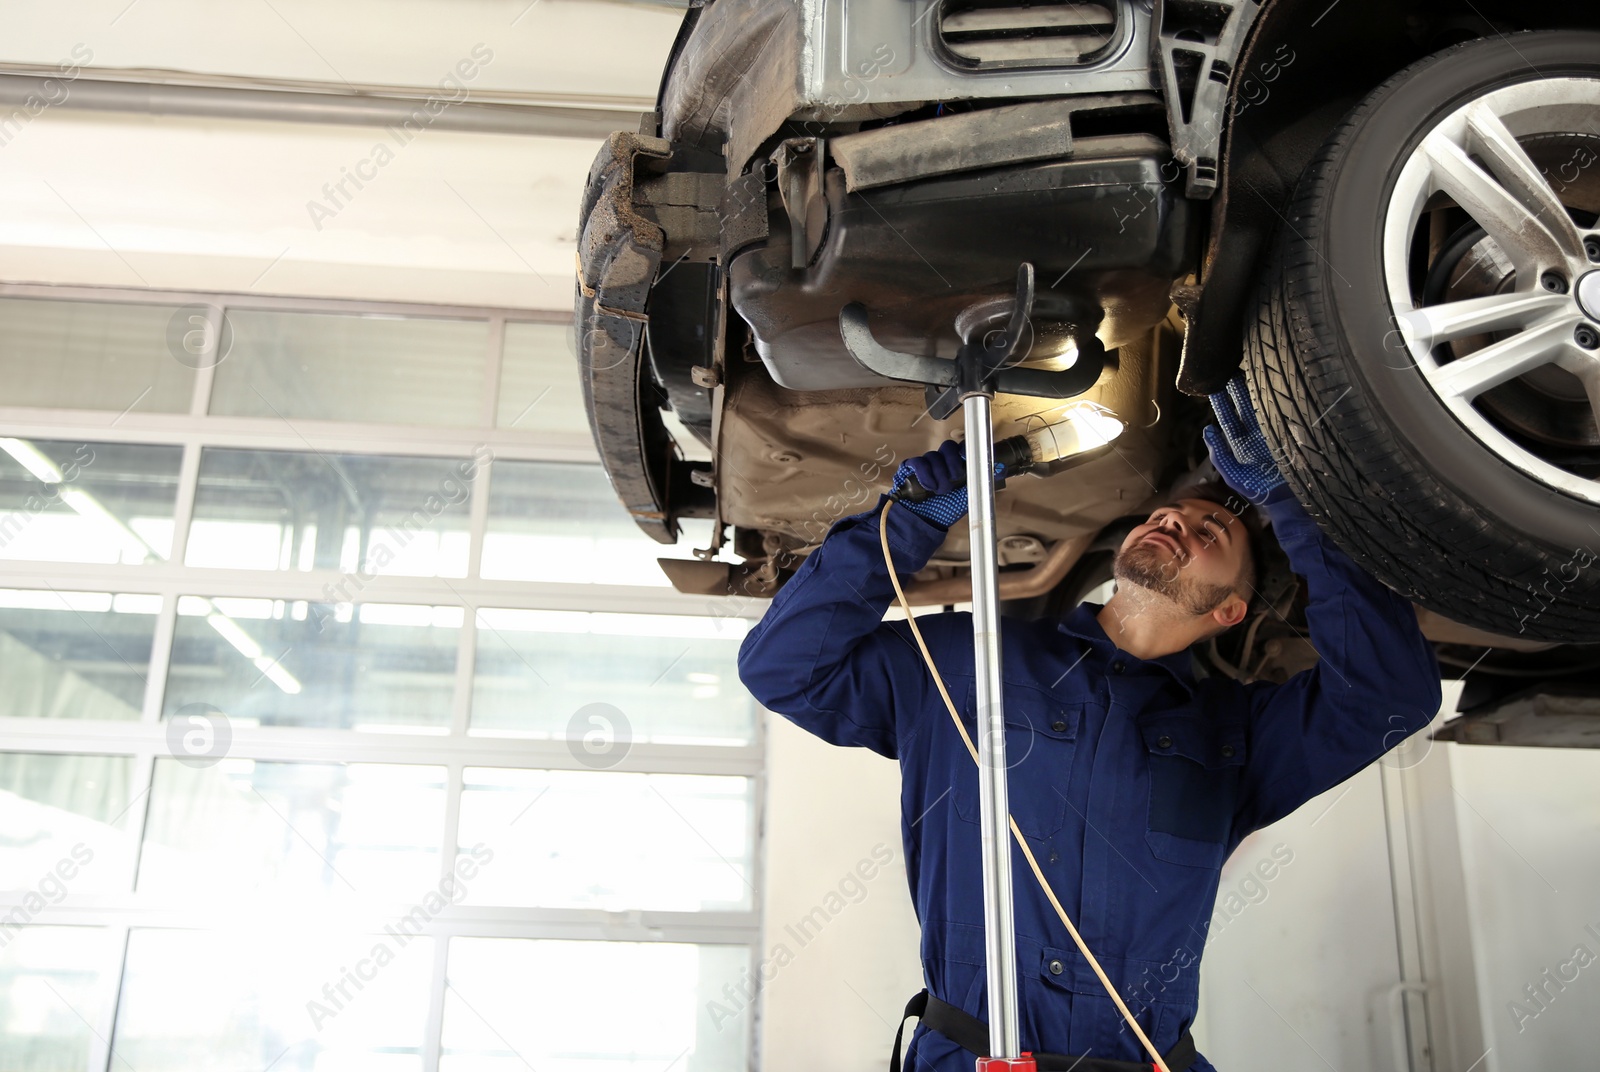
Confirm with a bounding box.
[457,768,752,912]
[0,298,196,414]
[0,926,115,1072]
[139,760,446,904]
[0,752,138,893]
[482,461,724,586]
[113,927,431,1072]
[162,598,459,731]
[470,609,752,744]
[186,447,480,577]
[441,937,749,1072]
[0,438,183,563]
[0,588,157,720]
[496,322,589,434]
[210,309,489,427]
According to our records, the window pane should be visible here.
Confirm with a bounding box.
[0,298,195,414]
[0,589,157,720]
[483,461,725,586]
[496,322,588,434]
[0,752,138,892]
[210,309,489,426]
[139,760,445,902]
[0,926,116,1072]
[457,769,752,912]
[0,438,182,563]
[470,610,752,744]
[441,937,749,1072]
[186,448,479,577]
[114,927,431,1072]
[162,598,459,731]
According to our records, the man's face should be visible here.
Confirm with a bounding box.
[1112,498,1251,621]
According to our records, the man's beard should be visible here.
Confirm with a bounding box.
[1112,540,1235,616]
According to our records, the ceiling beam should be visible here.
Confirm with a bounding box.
[0,65,650,139]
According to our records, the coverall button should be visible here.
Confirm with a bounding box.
[1052,720,1067,732]
[1048,959,1064,975]
[1157,735,1173,749]
[1221,744,1236,758]
[1111,659,1125,673]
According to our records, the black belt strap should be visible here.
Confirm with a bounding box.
[892,989,1197,1072]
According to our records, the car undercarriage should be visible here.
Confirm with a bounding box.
[576,0,1600,746]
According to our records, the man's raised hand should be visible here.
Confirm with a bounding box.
[1204,372,1289,506]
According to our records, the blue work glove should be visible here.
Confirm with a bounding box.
[890,440,971,530]
[1203,372,1289,506]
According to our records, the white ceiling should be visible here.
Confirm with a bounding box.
[1,0,680,100]
[0,0,685,310]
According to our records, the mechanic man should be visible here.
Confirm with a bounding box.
[736,375,1444,1072]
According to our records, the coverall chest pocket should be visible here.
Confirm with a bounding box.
[1142,716,1246,869]
[952,681,1079,842]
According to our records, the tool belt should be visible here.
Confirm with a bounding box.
[891,989,1198,1072]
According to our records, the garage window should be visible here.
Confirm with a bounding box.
[0,284,761,1071]
[209,309,492,428]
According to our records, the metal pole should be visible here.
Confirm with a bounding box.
[964,390,1021,1058]
[0,71,642,140]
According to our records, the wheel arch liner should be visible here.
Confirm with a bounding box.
[576,131,678,544]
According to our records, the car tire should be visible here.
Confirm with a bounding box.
[1243,30,1600,642]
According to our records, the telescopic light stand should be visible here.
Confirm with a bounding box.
[838,264,1104,1069]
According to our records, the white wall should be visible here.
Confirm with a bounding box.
[757,712,923,1072]
[0,0,678,100]
[1451,744,1600,1071]
[1195,766,1411,1071]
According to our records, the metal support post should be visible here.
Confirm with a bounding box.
[964,389,1022,1058]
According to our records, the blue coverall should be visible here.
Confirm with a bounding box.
[736,487,1443,1070]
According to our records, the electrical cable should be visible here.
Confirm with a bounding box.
[878,499,1172,1072]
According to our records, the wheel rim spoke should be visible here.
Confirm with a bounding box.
[1423,132,1570,280]
[1399,289,1569,349]
[1547,346,1600,436]
[1426,315,1580,400]
[1463,103,1589,262]
[1574,367,1600,439]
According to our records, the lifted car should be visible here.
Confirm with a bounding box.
[575,0,1600,746]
